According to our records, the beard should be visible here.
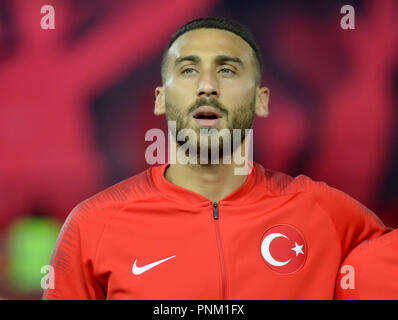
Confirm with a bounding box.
[165,94,256,163]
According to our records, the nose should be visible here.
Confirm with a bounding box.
[197,71,219,98]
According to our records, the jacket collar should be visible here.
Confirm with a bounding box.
[150,161,260,205]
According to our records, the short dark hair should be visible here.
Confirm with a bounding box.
[161,17,263,86]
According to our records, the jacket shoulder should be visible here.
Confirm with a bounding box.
[255,163,325,196]
[65,166,161,228]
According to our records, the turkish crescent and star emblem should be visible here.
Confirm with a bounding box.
[260,224,307,274]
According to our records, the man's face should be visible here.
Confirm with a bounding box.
[155,28,269,157]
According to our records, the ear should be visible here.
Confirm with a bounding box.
[254,86,270,118]
[154,86,166,115]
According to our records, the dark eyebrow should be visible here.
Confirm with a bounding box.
[174,55,244,68]
[174,55,200,67]
[214,55,244,68]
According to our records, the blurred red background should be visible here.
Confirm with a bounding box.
[0,0,397,299]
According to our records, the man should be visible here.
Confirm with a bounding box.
[43,17,391,300]
[335,228,398,299]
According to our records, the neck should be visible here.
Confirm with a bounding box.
[165,162,247,203]
[165,140,252,202]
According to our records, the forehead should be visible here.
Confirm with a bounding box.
[168,28,254,62]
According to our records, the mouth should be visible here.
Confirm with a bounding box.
[192,106,223,127]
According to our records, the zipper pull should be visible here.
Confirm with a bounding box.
[213,202,219,220]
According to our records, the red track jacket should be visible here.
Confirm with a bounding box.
[43,162,390,299]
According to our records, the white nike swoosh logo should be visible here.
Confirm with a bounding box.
[132,255,176,275]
